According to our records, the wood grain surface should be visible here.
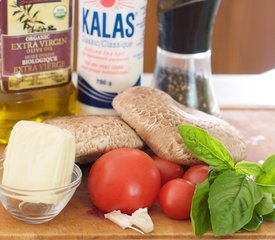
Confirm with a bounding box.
[0,109,275,239]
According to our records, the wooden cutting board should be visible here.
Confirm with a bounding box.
[0,108,274,239]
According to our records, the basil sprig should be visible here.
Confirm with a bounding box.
[178,125,234,170]
[177,124,275,237]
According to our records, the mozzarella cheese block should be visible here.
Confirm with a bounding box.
[3,120,75,204]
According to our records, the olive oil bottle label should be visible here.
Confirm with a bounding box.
[0,0,72,92]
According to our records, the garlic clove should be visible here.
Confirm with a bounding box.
[104,208,154,234]
[131,208,154,233]
[104,210,132,229]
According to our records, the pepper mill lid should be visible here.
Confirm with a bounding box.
[158,0,221,54]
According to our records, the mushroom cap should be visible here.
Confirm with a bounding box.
[45,115,144,164]
[112,87,246,165]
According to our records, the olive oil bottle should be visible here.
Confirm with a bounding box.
[0,0,75,144]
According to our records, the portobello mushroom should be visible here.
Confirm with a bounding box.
[112,87,246,165]
[45,115,144,163]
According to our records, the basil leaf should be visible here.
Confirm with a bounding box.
[243,212,263,232]
[177,125,234,170]
[256,155,275,184]
[208,171,263,236]
[255,192,274,216]
[208,168,224,185]
[257,183,275,195]
[191,180,211,237]
[235,161,262,177]
[264,210,275,221]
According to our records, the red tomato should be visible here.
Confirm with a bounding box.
[152,155,184,185]
[158,178,195,220]
[183,165,209,185]
[88,148,161,214]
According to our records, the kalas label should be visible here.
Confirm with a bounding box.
[89,0,132,9]
[98,0,117,8]
[77,0,147,114]
[82,0,135,39]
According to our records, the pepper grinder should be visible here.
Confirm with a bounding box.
[153,0,221,116]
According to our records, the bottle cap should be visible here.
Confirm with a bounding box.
[158,0,221,54]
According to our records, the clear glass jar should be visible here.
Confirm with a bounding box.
[153,47,220,116]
